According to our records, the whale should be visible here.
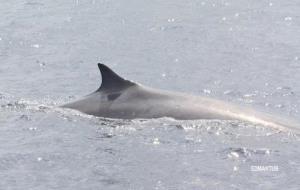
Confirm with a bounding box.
[62,63,300,133]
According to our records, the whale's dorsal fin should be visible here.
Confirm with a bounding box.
[97,63,135,92]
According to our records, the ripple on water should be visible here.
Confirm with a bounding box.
[220,147,279,162]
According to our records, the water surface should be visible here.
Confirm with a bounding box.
[0,0,300,189]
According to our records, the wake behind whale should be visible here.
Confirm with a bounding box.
[62,63,300,133]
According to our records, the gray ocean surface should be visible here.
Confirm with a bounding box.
[0,0,300,189]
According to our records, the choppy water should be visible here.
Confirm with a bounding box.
[0,0,300,189]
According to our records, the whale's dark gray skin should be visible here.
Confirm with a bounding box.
[62,64,300,133]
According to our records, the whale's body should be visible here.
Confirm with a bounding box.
[62,64,300,133]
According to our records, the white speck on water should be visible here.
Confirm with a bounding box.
[40,62,46,67]
[233,166,239,171]
[275,104,284,108]
[223,90,232,95]
[230,152,239,158]
[153,138,160,145]
[212,3,216,7]
[29,127,37,131]
[203,89,211,94]
[269,2,273,6]
[214,80,221,85]
[243,99,254,104]
[161,73,166,77]
[284,17,292,21]
[167,18,175,22]
[243,93,256,98]
[149,27,156,31]
[222,17,227,21]
[235,13,239,17]
[294,56,299,61]
[174,58,179,62]
[31,44,40,48]
[37,157,43,161]
[155,180,164,190]
[194,149,204,153]
[0,37,2,41]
